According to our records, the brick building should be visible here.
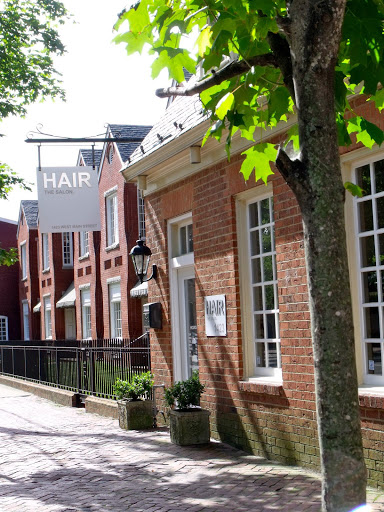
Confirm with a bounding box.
[17,201,40,340]
[121,92,384,488]
[0,218,20,340]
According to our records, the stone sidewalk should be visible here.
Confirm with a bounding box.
[0,384,382,512]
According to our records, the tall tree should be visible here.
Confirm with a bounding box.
[114,1,384,510]
[0,0,68,265]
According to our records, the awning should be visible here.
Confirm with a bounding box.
[56,282,76,309]
[33,301,41,313]
[130,281,148,298]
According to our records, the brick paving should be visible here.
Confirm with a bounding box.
[0,384,383,512]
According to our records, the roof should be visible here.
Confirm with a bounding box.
[0,217,17,225]
[126,92,207,168]
[20,200,38,229]
[79,149,103,168]
[109,124,152,164]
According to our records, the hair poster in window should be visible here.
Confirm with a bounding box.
[205,295,227,336]
[36,167,101,233]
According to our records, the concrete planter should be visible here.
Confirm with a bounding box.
[117,399,154,430]
[169,408,211,445]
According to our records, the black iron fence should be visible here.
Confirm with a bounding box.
[0,334,151,400]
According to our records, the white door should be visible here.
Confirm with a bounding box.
[65,308,76,340]
[176,267,198,380]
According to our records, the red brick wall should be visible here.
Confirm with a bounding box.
[0,220,20,339]
[145,105,384,487]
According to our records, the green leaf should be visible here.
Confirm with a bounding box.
[240,143,277,183]
[344,181,364,197]
[216,92,235,120]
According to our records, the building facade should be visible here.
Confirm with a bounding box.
[0,218,20,340]
[121,93,384,488]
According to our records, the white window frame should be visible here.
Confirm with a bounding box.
[352,154,384,386]
[44,296,52,339]
[80,287,92,340]
[22,301,30,341]
[42,233,49,271]
[79,231,89,258]
[20,241,27,279]
[106,192,119,247]
[237,186,282,380]
[109,281,122,339]
[62,232,73,267]
[0,316,8,341]
[138,188,146,240]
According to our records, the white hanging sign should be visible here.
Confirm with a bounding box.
[205,294,227,337]
[36,166,101,233]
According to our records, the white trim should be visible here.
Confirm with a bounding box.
[42,292,51,298]
[22,300,29,341]
[104,185,118,198]
[42,233,49,271]
[20,240,27,279]
[106,192,119,247]
[62,232,73,267]
[0,217,17,225]
[106,276,121,284]
[79,283,91,290]
[0,316,8,341]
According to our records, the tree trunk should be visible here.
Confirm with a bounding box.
[277,1,367,510]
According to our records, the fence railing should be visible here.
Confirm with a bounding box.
[0,334,151,400]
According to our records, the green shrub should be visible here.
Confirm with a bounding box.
[164,371,205,411]
[114,371,154,401]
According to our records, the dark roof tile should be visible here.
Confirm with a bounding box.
[20,200,38,229]
[109,124,152,163]
[79,149,103,168]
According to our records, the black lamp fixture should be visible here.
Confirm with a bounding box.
[129,239,157,284]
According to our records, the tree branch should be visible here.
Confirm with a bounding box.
[267,31,295,102]
[275,146,310,198]
[155,53,278,98]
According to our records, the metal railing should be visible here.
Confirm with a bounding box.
[0,334,151,400]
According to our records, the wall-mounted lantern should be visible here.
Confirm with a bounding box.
[129,239,157,284]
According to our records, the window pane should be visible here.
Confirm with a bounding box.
[187,224,193,253]
[251,258,261,283]
[180,226,187,254]
[267,342,278,367]
[265,284,275,310]
[249,202,259,228]
[254,314,264,338]
[362,271,378,303]
[374,159,384,194]
[260,198,270,224]
[250,230,260,256]
[367,343,382,375]
[377,196,384,229]
[365,307,380,338]
[253,286,263,311]
[263,255,273,282]
[261,226,272,253]
[266,314,276,339]
[255,343,266,367]
[358,201,373,232]
[361,236,376,267]
[356,164,371,196]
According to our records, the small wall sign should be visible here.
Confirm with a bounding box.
[205,295,227,337]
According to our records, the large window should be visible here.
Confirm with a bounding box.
[106,192,118,247]
[109,282,122,339]
[247,196,280,376]
[81,288,92,339]
[79,231,89,257]
[62,232,73,267]
[355,157,384,384]
[44,296,52,339]
[20,242,27,279]
[22,301,29,341]
[42,233,49,270]
[0,316,8,341]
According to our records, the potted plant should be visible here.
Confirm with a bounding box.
[164,371,210,445]
[114,371,154,430]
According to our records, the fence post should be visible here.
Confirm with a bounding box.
[89,348,96,395]
[24,346,27,378]
[55,348,59,386]
[76,348,81,393]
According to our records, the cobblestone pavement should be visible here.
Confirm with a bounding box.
[0,385,383,512]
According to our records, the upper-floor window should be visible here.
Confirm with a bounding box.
[20,241,27,279]
[179,223,193,255]
[0,316,8,341]
[107,144,114,164]
[79,231,89,257]
[44,296,52,339]
[106,192,118,247]
[354,157,384,384]
[138,189,146,240]
[42,233,49,270]
[81,288,92,339]
[62,232,73,267]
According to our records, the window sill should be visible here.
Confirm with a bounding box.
[79,253,90,262]
[359,386,384,409]
[239,379,283,396]
[106,242,119,253]
[21,277,27,282]
[42,268,50,274]
[63,265,73,269]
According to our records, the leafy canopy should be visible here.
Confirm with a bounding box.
[114,0,384,184]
